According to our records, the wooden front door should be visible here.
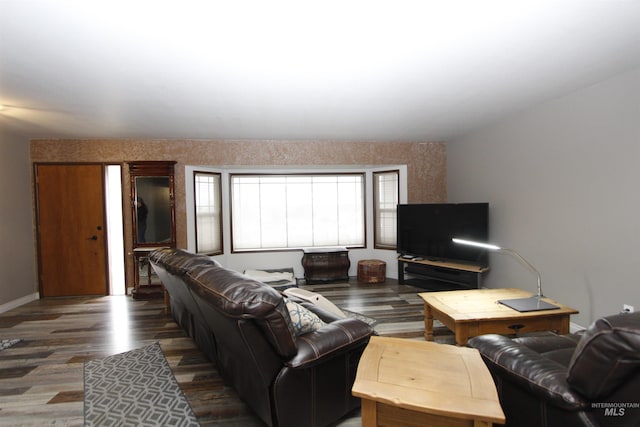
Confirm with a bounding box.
[35,164,108,297]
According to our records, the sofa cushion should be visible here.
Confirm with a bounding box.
[149,248,220,275]
[285,299,326,336]
[512,333,583,367]
[567,311,640,399]
[184,264,298,357]
[468,334,590,410]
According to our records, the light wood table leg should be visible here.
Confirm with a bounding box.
[360,399,377,427]
[453,322,475,346]
[557,316,570,335]
[455,326,469,346]
[424,303,434,341]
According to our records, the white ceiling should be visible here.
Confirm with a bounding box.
[2,1,640,142]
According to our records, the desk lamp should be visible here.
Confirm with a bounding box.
[452,238,559,312]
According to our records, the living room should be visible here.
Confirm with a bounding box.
[1,2,640,426]
[2,6,639,328]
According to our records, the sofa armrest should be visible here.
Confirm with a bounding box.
[468,334,590,411]
[286,318,374,369]
[295,300,345,323]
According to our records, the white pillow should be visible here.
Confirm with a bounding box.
[283,288,346,319]
[285,299,326,336]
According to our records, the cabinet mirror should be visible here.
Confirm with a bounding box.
[129,161,176,248]
[134,176,172,244]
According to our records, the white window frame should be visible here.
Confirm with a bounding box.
[185,165,408,256]
[373,169,399,250]
[193,171,223,255]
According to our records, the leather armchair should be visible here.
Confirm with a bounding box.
[468,311,640,427]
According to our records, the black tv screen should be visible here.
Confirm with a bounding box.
[396,203,489,266]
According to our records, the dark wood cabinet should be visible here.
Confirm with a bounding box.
[129,161,176,299]
[302,247,350,284]
[133,247,164,287]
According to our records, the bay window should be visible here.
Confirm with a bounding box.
[231,173,365,251]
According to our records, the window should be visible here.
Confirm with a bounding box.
[194,171,222,254]
[373,170,399,249]
[231,173,365,251]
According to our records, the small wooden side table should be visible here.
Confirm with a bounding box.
[352,336,505,427]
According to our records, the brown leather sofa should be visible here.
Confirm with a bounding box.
[149,248,375,427]
[468,311,640,427]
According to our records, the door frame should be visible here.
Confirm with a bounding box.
[33,162,125,297]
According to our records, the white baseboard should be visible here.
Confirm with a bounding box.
[0,292,39,314]
[570,321,585,334]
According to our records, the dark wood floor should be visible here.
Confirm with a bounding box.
[0,279,448,426]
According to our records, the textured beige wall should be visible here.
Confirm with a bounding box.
[31,139,446,282]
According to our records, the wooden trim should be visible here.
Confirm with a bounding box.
[399,257,488,273]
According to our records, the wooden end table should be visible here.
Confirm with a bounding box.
[352,336,505,427]
[420,288,579,346]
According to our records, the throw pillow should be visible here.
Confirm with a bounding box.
[285,299,326,336]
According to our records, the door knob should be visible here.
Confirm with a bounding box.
[88,235,98,240]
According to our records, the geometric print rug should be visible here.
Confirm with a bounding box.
[84,343,199,426]
[0,338,22,351]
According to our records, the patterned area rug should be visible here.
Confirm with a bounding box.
[0,338,21,351]
[84,343,199,427]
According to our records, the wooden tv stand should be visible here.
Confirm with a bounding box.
[397,257,489,291]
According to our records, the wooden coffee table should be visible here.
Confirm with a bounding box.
[420,288,578,346]
[352,336,505,427]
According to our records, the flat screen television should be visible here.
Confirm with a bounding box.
[396,203,489,267]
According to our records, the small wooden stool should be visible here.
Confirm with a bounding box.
[357,259,386,283]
